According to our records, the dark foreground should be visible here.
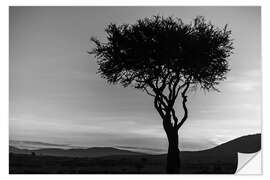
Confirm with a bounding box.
[9,134,261,174]
[9,152,236,174]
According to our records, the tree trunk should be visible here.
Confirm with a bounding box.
[166,130,180,173]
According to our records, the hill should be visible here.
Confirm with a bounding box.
[10,146,146,158]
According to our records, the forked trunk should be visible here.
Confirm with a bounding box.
[166,130,180,173]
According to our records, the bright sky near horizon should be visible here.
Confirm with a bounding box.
[9,6,261,151]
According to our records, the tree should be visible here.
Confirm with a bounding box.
[89,15,233,173]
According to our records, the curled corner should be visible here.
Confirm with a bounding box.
[236,151,262,174]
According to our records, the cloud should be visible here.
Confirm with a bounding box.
[225,69,261,92]
[227,81,260,91]
[199,103,261,114]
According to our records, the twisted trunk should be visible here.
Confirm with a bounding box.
[153,82,189,173]
[165,126,180,173]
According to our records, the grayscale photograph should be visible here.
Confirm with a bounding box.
[9,6,261,174]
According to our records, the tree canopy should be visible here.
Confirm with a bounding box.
[90,16,233,93]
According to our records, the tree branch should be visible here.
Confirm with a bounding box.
[168,73,181,109]
[143,87,155,97]
[175,81,188,99]
[176,83,190,129]
[171,108,179,128]
[150,83,169,106]
[154,96,165,119]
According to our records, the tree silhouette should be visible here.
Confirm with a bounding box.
[89,15,233,173]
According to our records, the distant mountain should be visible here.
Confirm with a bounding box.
[9,140,166,154]
[9,146,30,154]
[9,146,147,158]
[116,145,166,154]
[9,140,82,150]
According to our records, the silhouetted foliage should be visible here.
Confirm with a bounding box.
[89,15,233,173]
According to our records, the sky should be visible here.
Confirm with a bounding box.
[9,6,261,151]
